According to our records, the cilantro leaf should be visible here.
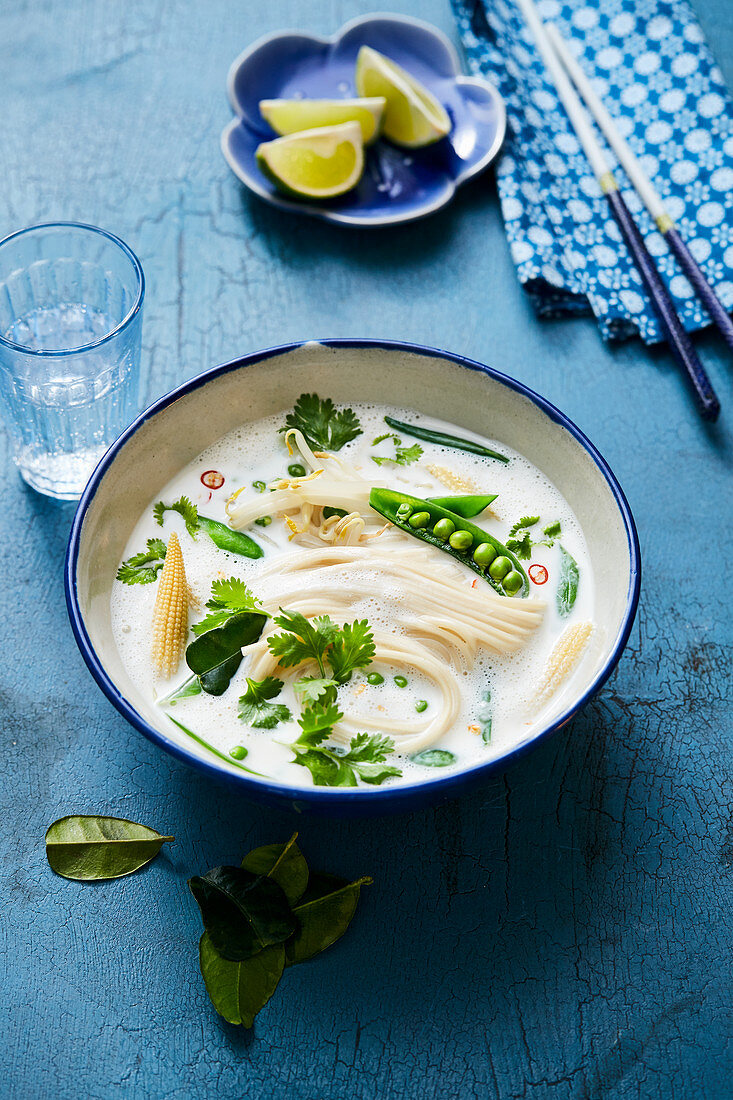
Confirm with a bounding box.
[238,677,292,729]
[293,677,338,703]
[154,496,200,537]
[328,620,376,684]
[506,533,533,560]
[289,725,401,787]
[542,520,562,546]
[371,440,423,467]
[267,610,339,676]
[295,687,343,747]
[282,393,362,452]
[371,431,396,446]
[116,538,167,585]
[193,577,265,636]
[508,515,540,538]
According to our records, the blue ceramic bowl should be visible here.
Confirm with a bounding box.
[220,14,506,226]
[65,340,640,817]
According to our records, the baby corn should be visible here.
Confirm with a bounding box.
[151,531,189,678]
[534,621,593,706]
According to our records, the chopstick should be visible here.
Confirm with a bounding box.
[514,0,721,422]
[545,22,733,357]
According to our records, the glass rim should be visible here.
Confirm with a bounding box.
[0,221,145,357]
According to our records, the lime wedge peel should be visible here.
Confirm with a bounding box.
[355,45,451,148]
[255,122,365,200]
[259,97,386,145]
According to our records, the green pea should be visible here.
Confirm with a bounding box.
[252,480,266,492]
[394,675,408,688]
[502,570,523,596]
[488,555,512,581]
[415,699,428,713]
[396,503,413,520]
[473,542,497,568]
[433,517,455,541]
[449,529,473,551]
[408,511,430,530]
[255,516,272,527]
[288,463,306,478]
[229,745,248,760]
[367,672,384,686]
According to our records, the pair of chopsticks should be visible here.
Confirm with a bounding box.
[515,0,724,422]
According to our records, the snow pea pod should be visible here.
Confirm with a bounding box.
[368,488,529,598]
[198,516,263,559]
[426,494,496,518]
[383,416,509,463]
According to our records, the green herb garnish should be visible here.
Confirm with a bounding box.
[371,433,423,467]
[288,687,401,788]
[506,515,564,559]
[193,577,265,636]
[556,545,580,616]
[116,538,167,585]
[267,609,374,684]
[45,815,173,881]
[281,393,362,451]
[154,496,262,559]
[238,677,292,729]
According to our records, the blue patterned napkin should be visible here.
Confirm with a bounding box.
[452,0,733,342]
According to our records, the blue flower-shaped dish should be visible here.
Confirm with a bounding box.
[221,13,506,226]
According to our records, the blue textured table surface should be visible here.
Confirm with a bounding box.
[1,3,731,1099]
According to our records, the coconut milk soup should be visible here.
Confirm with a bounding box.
[112,396,595,790]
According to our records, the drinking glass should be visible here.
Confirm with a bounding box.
[0,222,145,499]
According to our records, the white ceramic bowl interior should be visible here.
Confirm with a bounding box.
[68,342,639,809]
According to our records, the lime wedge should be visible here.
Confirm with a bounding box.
[260,97,386,145]
[355,45,451,148]
[255,122,364,199]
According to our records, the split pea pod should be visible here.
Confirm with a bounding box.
[369,488,529,597]
[426,494,496,518]
[383,416,509,463]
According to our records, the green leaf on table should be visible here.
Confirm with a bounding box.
[186,611,268,695]
[45,815,173,881]
[189,866,296,962]
[241,833,309,907]
[281,393,362,451]
[116,538,167,585]
[199,934,284,1027]
[238,677,292,729]
[556,544,580,617]
[193,578,265,636]
[153,495,200,537]
[286,872,372,965]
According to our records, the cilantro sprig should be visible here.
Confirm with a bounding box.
[289,687,401,787]
[153,496,200,537]
[506,516,562,560]
[282,393,362,452]
[116,538,167,585]
[193,577,265,636]
[371,433,423,468]
[267,609,374,684]
[238,677,292,729]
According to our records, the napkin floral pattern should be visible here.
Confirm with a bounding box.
[452,0,733,342]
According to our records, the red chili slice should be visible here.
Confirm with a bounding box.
[529,564,549,585]
[201,469,225,490]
